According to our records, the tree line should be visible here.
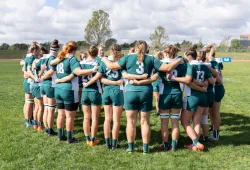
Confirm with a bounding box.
[0,10,245,51]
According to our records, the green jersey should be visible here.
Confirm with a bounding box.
[32,59,42,87]
[80,57,102,92]
[158,58,186,94]
[98,58,123,91]
[55,55,80,90]
[185,60,212,96]
[42,55,57,87]
[117,53,163,92]
[24,53,35,72]
[205,59,219,92]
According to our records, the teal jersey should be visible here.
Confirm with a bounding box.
[32,59,42,87]
[117,53,163,92]
[24,54,35,72]
[185,60,212,96]
[98,59,123,91]
[158,58,186,94]
[55,56,80,90]
[80,57,102,92]
[206,59,219,92]
[42,55,57,87]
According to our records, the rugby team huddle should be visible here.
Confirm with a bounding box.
[21,39,224,154]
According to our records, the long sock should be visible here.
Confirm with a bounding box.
[25,119,29,124]
[163,141,168,149]
[33,120,38,125]
[67,131,73,141]
[38,122,43,126]
[91,137,96,142]
[85,136,91,141]
[172,140,177,149]
[128,142,134,151]
[28,119,32,124]
[112,139,118,147]
[143,143,149,153]
[105,138,110,146]
[192,138,199,146]
[48,128,54,134]
[58,128,63,138]
[213,130,220,139]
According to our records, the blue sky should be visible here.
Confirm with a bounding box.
[45,0,59,8]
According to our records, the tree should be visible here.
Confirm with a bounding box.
[85,10,112,45]
[120,42,130,49]
[0,43,10,50]
[219,36,231,48]
[149,26,168,50]
[181,40,192,50]
[230,39,243,50]
[174,43,181,49]
[77,41,89,47]
[196,38,204,49]
[105,38,117,48]
[8,43,29,50]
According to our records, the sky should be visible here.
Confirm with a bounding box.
[0,0,250,45]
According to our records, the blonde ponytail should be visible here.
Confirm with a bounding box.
[135,40,148,63]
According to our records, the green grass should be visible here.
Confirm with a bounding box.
[0,61,250,170]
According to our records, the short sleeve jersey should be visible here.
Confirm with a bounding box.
[185,60,212,96]
[32,59,42,87]
[24,54,35,72]
[80,57,102,92]
[207,59,219,92]
[42,55,57,86]
[98,59,123,91]
[158,58,186,94]
[55,56,80,90]
[117,53,163,92]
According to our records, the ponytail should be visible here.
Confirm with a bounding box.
[110,44,122,61]
[135,40,148,63]
[57,41,77,60]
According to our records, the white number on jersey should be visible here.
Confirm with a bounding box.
[196,71,205,82]
[106,68,119,79]
[136,61,144,74]
[57,63,64,74]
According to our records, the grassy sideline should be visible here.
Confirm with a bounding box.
[0,61,250,169]
[0,50,250,60]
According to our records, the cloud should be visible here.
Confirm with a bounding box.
[0,0,250,45]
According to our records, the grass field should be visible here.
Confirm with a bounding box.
[0,61,250,170]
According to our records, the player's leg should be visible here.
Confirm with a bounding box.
[104,105,112,148]
[153,91,160,116]
[170,108,181,151]
[112,105,123,150]
[33,97,38,130]
[47,97,56,136]
[42,95,49,133]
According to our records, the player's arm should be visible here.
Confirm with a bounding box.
[101,78,123,86]
[56,73,75,84]
[130,74,159,85]
[83,72,103,88]
[122,72,148,80]
[41,69,55,80]
[173,76,192,85]
[158,58,183,72]
[39,64,46,78]
[188,82,207,92]
[207,65,218,78]
[27,64,38,82]
[193,79,209,87]
[50,58,62,66]
[101,57,122,70]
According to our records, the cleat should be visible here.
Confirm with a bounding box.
[143,152,149,155]
[26,123,33,128]
[37,126,44,131]
[86,140,91,146]
[184,143,204,152]
[47,129,57,136]
[196,143,204,151]
[66,137,78,144]
[208,135,219,141]
[107,145,112,149]
[89,139,100,146]
[160,144,170,151]
[58,136,67,141]
[33,125,38,130]
[126,149,133,154]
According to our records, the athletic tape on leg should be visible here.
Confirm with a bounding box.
[201,115,208,125]
[160,113,170,119]
[170,113,180,119]
[25,99,34,103]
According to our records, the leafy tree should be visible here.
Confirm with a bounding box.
[196,38,204,49]
[174,43,181,49]
[230,39,243,50]
[77,41,89,47]
[120,43,130,49]
[0,43,10,50]
[8,43,29,50]
[85,10,112,45]
[105,38,117,48]
[219,36,231,48]
[181,40,192,50]
[149,26,168,50]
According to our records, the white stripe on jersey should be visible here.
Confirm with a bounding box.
[71,77,79,91]
[80,59,98,65]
